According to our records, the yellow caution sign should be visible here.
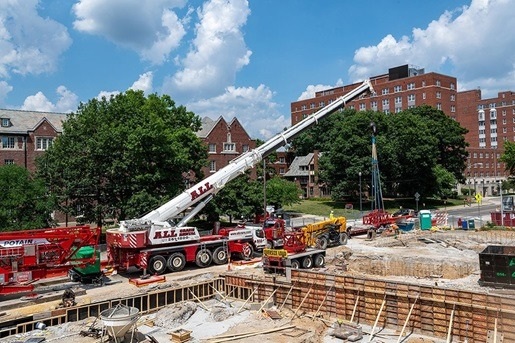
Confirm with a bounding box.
[263,248,288,257]
[475,193,483,204]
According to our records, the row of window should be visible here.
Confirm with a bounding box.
[208,159,286,174]
[1,136,53,150]
[478,100,515,109]
[208,143,249,153]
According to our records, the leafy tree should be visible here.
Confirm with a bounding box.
[296,105,468,200]
[210,173,263,223]
[265,176,302,209]
[500,141,515,175]
[0,165,55,231]
[37,90,207,226]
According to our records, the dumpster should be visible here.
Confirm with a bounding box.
[462,220,468,230]
[479,245,515,288]
[419,210,432,230]
[468,219,475,230]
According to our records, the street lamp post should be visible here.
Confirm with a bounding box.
[499,180,504,227]
[358,172,362,218]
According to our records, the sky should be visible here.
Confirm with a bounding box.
[1,0,514,140]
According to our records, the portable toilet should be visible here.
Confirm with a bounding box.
[419,210,432,230]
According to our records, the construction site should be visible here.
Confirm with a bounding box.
[0,226,514,343]
[1,81,515,342]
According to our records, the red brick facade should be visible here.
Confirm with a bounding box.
[197,116,257,178]
[0,110,65,172]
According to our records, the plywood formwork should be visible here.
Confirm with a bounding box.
[227,270,515,342]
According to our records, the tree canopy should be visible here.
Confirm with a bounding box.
[37,90,207,226]
[0,165,54,231]
[293,105,468,200]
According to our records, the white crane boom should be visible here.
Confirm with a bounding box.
[122,79,373,230]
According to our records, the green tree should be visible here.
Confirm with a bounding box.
[0,165,55,231]
[500,141,515,175]
[211,173,263,223]
[296,106,467,200]
[265,176,302,209]
[37,90,207,226]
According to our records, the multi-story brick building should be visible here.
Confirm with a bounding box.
[283,150,328,198]
[0,109,66,171]
[196,116,257,178]
[456,89,514,196]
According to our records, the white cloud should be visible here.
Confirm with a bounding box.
[96,91,120,101]
[187,84,288,139]
[0,81,13,105]
[130,72,154,94]
[73,0,187,65]
[21,86,79,113]
[0,0,72,77]
[348,0,515,96]
[297,79,344,101]
[162,0,252,101]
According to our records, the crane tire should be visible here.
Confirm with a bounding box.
[167,252,186,272]
[195,249,213,268]
[302,256,313,269]
[316,236,328,250]
[148,255,167,275]
[314,254,325,267]
[290,259,300,269]
[339,232,349,245]
[213,246,228,265]
[240,243,254,260]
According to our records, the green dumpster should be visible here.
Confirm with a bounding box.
[468,219,475,230]
[419,210,432,230]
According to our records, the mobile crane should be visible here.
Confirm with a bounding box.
[106,79,373,275]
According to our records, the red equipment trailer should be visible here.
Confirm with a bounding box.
[0,225,101,295]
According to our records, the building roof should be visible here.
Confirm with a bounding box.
[283,152,315,177]
[0,109,67,134]
[196,116,220,138]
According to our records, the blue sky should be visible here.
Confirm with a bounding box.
[1,0,514,139]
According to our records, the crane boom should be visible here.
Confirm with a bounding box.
[121,79,373,230]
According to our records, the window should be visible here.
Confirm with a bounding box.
[242,144,249,153]
[436,91,441,99]
[359,103,366,110]
[437,103,442,110]
[370,101,377,108]
[310,103,315,109]
[436,80,441,86]
[451,105,456,113]
[1,118,10,127]
[209,160,216,172]
[395,107,402,113]
[422,93,426,100]
[383,109,390,114]
[319,101,325,108]
[490,109,497,119]
[422,81,426,87]
[1,136,15,149]
[279,157,285,163]
[4,159,14,165]
[382,88,389,95]
[407,94,415,102]
[382,99,389,106]
[36,137,53,151]
[491,128,497,134]
[223,143,235,152]
[450,83,455,90]
[279,168,285,175]
[407,82,415,90]
[395,96,402,104]
[394,85,402,93]
[450,94,455,101]
[208,143,216,153]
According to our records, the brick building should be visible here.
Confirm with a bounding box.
[0,109,66,171]
[283,150,328,199]
[290,64,514,197]
[456,89,514,196]
[196,116,257,178]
